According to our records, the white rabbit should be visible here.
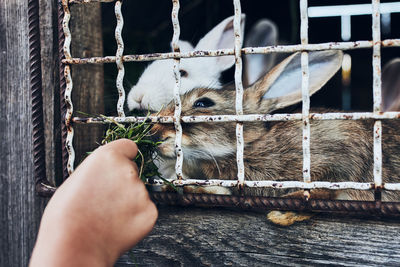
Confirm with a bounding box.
[382,58,400,111]
[127,15,246,111]
[127,16,280,112]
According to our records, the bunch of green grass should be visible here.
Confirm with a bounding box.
[100,115,165,184]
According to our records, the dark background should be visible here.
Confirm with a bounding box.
[99,0,400,115]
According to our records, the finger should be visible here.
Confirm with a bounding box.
[130,160,139,174]
[125,160,140,183]
[103,139,138,160]
[127,201,158,246]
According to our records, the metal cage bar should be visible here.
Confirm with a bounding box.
[147,179,400,191]
[62,0,75,175]
[171,0,184,179]
[62,39,400,65]
[300,0,311,186]
[149,192,400,216]
[308,2,400,17]
[115,0,126,117]
[372,0,383,201]
[73,111,400,124]
[58,0,69,182]
[29,0,58,195]
[233,0,245,190]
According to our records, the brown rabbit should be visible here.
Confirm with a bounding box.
[151,50,400,226]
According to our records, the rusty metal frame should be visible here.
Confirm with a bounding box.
[62,40,400,65]
[171,0,184,180]
[30,0,400,215]
[29,0,57,195]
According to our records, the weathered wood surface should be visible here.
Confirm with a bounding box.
[0,1,104,266]
[117,206,400,266]
[70,3,105,166]
[39,0,59,184]
[0,0,47,266]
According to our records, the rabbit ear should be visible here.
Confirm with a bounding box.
[170,40,194,52]
[245,50,343,113]
[243,19,278,86]
[195,14,246,72]
[382,58,400,111]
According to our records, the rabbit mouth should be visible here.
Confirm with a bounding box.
[155,137,176,158]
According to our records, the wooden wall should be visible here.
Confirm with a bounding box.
[0,0,103,265]
[0,1,47,266]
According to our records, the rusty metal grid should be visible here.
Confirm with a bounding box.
[30,0,400,215]
[171,0,184,180]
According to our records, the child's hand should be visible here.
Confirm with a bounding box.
[30,139,158,267]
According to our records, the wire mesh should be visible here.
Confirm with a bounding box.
[53,0,400,213]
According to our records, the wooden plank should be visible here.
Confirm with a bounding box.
[117,206,400,266]
[39,0,60,184]
[69,3,105,166]
[0,0,47,266]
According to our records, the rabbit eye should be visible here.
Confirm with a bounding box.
[193,98,215,108]
[179,69,188,77]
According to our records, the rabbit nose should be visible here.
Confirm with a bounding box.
[135,93,144,106]
[129,93,145,110]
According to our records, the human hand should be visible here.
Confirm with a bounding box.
[30,139,158,267]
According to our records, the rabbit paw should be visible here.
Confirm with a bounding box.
[266,211,313,226]
[183,185,232,195]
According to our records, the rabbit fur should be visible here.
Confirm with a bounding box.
[127,15,279,112]
[127,15,245,111]
[150,50,400,225]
